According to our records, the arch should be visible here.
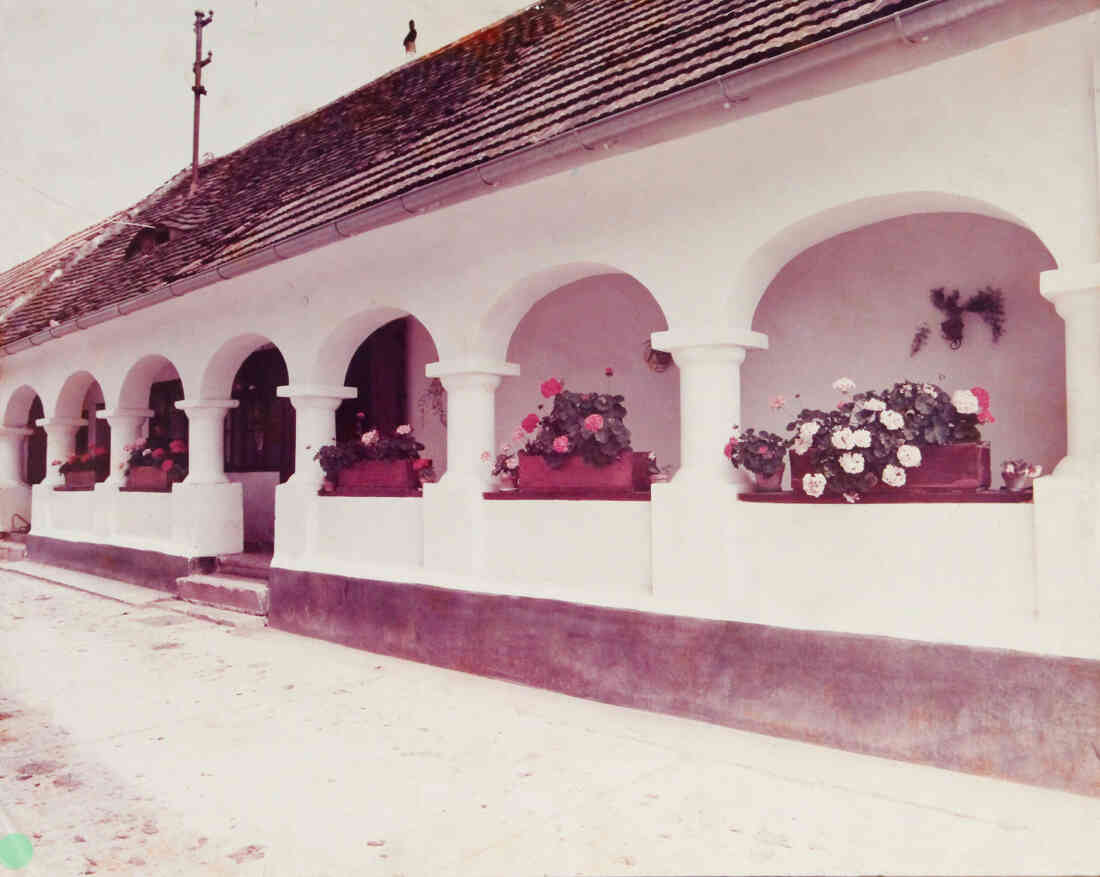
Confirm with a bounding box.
[734,192,1061,325]
[199,333,284,399]
[480,262,671,362]
[116,354,184,410]
[53,371,102,420]
[2,385,43,428]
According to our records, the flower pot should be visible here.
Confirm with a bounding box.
[790,441,991,495]
[62,470,96,490]
[335,459,420,495]
[517,451,650,493]
[752,465,785,492]
[126,467,172,490]
[1002,473,1034,492]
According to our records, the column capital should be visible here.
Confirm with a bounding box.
[650,327,768,354]
[176,398,240,413]
[425,357,520,379]
[275,384,356,400]
[0,426,35,438]
[1040,263,1100,304]
[97,407,153,420]
[35,417,87,430]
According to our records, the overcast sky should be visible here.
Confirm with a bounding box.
[0,0,522,271]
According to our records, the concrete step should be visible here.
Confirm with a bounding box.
[176,573,270,616]
[215,551,272,582]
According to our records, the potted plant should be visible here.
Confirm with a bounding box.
[725,428,789,491]
[55,446,109,489]
[123,437,187,490]
[315,424,432,496]
[1001,458,1041,491]
[786,378,993,502]
[486,445,520,490]
[509,376,650,493]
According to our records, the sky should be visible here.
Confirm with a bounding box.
[0,0,522,272]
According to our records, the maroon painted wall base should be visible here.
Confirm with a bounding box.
[27,534,190,593]
[268,567,1100,798]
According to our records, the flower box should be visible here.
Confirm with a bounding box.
[517,451,651,493]
[62,470,97,490]
[126,467,173,491]
[335,459,420,495]
[790,441,991,495]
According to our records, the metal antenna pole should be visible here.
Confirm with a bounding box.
[191,10,214,195]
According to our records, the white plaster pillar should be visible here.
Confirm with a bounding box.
[36,417,86,487]
[1033,265,1100,630]
[0,427,33,488]
[175,399,238,485]
[0,427,35,533]
[96,408,152,487]
[647,328,768,602]
[422,358,520,574]
[275,385,356,491]
[168,399,245,557]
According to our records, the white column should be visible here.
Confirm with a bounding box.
[175,399,238,485]
[422,358,519,574]
[1033,265,1100,633]
[275,384,356,492]
[0,427,33,488]
[648,328,768,603]
[96,408,152,487]
[36,417,86,487]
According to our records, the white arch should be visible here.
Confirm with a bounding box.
[2,384,43,428]
[197,333,293,399]
[114,354,184,411]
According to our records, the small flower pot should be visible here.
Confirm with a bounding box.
[752,465,785,492]
[62,470,96,490]
[126,466,173,490]
[335,459,420,495]
[1002,473,1034,492]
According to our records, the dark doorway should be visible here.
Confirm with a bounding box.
[335,318,409,441]
[25,396,46,484]
[226,347,296,483]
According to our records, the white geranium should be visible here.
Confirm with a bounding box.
[799,420,820,440]
[1029,464,1043,478]
[396,424,412,435]
[920,383,937,396]
[843,493,861,503]
[506,455,519,470]
[880,409,904,430]
[802,473,827,498]
[951,389,979,414]
[839,452,865,474]
[791,436,812,456]
[897,444,922,468]
[882,464,907,487]
[852,429,872,448]
[1002,462,1016,475]
[832,377,856,395]
[362,429,379,446]
[830,427,855,450]
[862,398,886,412]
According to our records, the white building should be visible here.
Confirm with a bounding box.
[2,0,1099,796]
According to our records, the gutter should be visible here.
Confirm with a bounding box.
[0,0,1006,357]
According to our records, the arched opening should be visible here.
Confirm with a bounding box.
[117,356,187,487]
[25,396,46,485]
[54,372,112,485]
[740,212,1064,479]
[498,270,677,473]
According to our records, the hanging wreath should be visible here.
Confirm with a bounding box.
[911,285,1005,355]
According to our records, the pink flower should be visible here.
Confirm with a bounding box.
[160,460,174,473]
[480,451,491,463]
[396,424,412,435]
[724,440,736,457]
[356,411,366,419]
[540,377,564,398]
[583,413,604,432]
[770,395,786,410]
[971,386,990,408]
[361,429,379,446]
[151,448,165,459]
[512,427,526,442]
[322,480,335,493]
[169,439,187,454]
[605,367,614,377]
[977,410,996,424]
[521,413,540,433]
[552,435,570,453]
[412,458,430,471]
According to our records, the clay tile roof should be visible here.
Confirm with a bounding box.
[0,0,926,347]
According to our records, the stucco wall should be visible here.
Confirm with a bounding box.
[742,213,1066,481]
[406,316,446,472]
[499,274,678,472]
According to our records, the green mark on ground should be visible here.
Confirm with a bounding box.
[0,834,33,870]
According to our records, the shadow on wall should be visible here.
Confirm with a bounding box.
[499,273,679,471]
[742,212,1064,475]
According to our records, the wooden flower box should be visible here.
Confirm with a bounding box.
[334,459,420,496]
[62,470,97,490]
[789,441,991,495]
[517,451,651,494]
[126,467,173,491]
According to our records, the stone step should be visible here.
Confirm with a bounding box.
[176,573,270,616]
[0,540,28,562]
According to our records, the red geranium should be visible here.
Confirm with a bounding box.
[79,453,91,463]
[160,460,174,473]
[521,413,540,433]
[169,439,187,454]
[583,413,604,432]
[412,458,430,471]
[605,367,614,377]
[552,435,570,453]
[151,448,166,459]
[540,377,564,398]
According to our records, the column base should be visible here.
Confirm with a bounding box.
[171,481,244,556]
[422,479,486,575]
[1033,474,1100,630]
[0,484,31,533]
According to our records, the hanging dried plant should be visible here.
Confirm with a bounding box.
[910,323,931,357]
[926,286,1006,350]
